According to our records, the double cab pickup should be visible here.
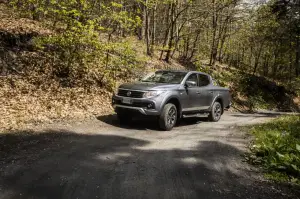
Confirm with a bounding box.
[112,70,231,130]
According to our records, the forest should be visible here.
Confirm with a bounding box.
[0,0,299,129]
[1,0,299,82]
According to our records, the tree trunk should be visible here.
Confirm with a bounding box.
[150,2,157,56]
[144,0,151,55]
[164,1,176,62]
[188,30,201,61]
[240,47,245,68]
[142,1,146,40]
[159,4,171,60]
[218,18,230,63]
[295,37,300,76]
[209,0,218,67]
[263,55,269,77]
[272,51,279,78]
[183,35,190,59]
[248,46,253,71]
[253,43,263,75]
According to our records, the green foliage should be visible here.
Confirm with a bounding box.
[248,115,300,184]
[194,63,296,111]
[9,0,142,90]
[222,0,299,81]
[290,77,300,96]
[6,0,300,93]
[211,69,234,88]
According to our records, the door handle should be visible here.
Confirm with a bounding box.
[209,91,213,94]
[196,91,201,94]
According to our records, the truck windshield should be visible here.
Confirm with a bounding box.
[141,71,187,84]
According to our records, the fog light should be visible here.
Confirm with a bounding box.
[147,103,155,109]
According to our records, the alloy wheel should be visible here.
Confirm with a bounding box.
[214,103,222,120]
[167,107,177,126]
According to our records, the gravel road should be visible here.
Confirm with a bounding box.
[0,112,299,199]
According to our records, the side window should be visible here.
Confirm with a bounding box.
[186,74,198,87]
[198,74,210,87]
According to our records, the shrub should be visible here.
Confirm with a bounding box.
[248,115,300,184]
[9,0,143,90]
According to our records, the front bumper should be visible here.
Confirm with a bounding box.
[112,95,161,115]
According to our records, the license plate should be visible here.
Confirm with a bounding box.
[122,98,132,104]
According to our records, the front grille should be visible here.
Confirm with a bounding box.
[114,99,155,109]
[118,89,144,98]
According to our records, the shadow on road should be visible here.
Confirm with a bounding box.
[0,130,299,199]
[96,114,207,131]
[230,111,295,118]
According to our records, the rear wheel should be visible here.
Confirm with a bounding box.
[208,101,222,122]
[159,103,177,131]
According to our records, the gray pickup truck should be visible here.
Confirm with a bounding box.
[112,70,231,130]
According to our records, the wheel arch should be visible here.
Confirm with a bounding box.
[163,96,182,118]
[210,96,224,114]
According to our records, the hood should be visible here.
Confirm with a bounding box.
[119,82,180,91]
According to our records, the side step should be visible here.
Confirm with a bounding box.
[182,113,209,118]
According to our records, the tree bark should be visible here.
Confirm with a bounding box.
[144,0,151,55]
[262,54,269,76]
[209,0,218,67]
[253,43,264,75]
[188,30,201,61]
[150,2,157,56]
[142,2,146,40]
[218,17,230,63]
[165,1,176,63]
[272,50,279,78]
[295,37,300,76]
[159,4,171,60]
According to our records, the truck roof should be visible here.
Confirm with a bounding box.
[157,69,210,76]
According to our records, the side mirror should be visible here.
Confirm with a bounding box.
[185,81,197,88]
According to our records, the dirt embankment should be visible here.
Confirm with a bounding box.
[0,3,298,132]
[0,4,113,131]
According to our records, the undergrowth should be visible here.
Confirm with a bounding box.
[196,62,298,111]
[246,115,300,184]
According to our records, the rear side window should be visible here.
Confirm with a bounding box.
[198,74,210,87]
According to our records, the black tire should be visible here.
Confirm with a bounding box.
[117,111,132,125]
[208,101,222,122]
[159,103,177,131]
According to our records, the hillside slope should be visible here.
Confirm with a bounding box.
[0,3,299,131]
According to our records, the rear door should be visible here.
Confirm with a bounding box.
[197,74,214,109]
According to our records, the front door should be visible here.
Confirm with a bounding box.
[182,73,202,112]
[182,73,214,112]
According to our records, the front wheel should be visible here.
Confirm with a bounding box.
[159,103,177,131]
[208,101,222,122]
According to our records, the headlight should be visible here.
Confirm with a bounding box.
[143,90,164,98]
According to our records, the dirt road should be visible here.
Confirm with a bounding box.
[0,112,299,199]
